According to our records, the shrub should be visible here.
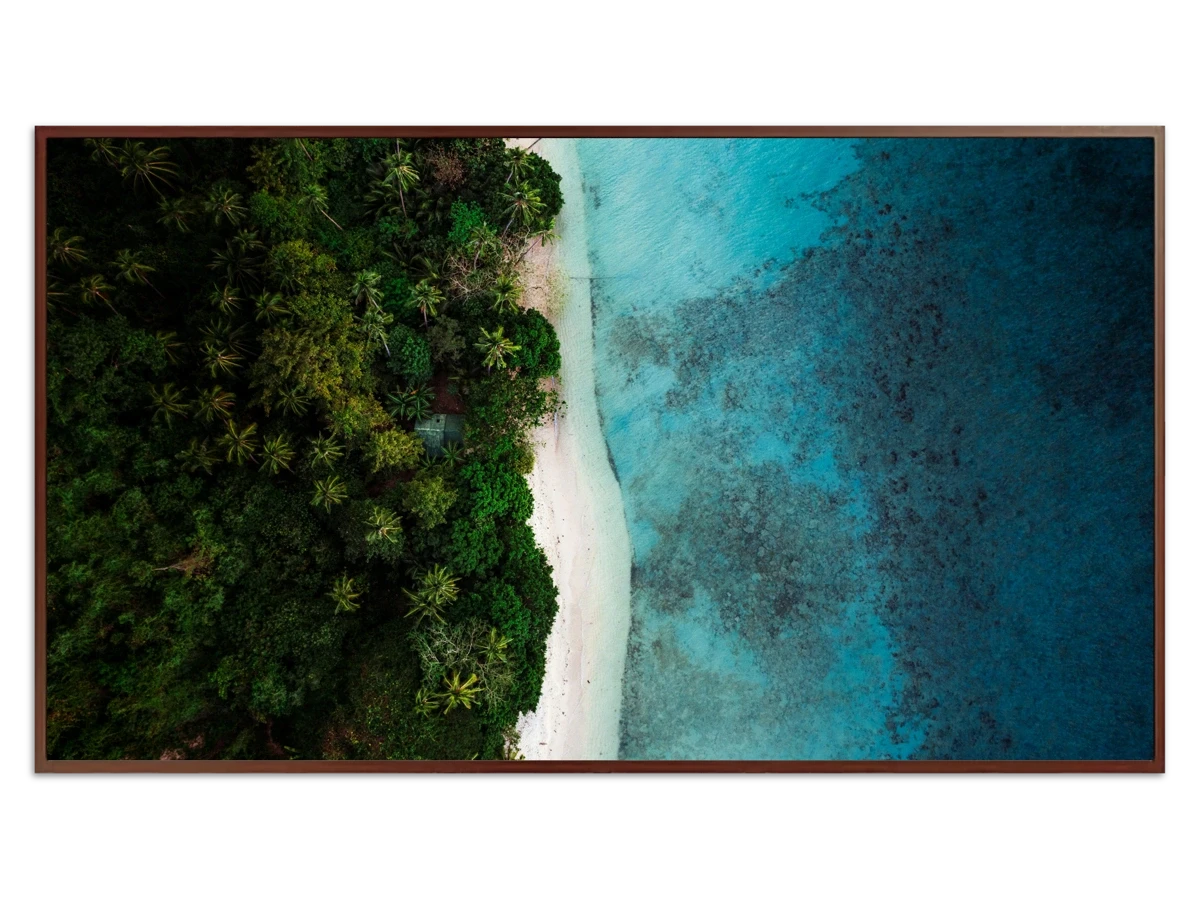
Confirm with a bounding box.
[427,318,466,365]
[402,469,458,530]
[447,200,487,246]
[508,309,561,380]
[386,324,433,383]
[365,429,423,474]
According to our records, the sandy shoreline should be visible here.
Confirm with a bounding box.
[509,138,632,760]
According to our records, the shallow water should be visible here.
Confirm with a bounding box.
[575,137,1155,760]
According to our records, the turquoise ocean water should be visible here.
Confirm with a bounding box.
[574,138,1155,760]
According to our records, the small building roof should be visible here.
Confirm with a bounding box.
[413,413,466,457]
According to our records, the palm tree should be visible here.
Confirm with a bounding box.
[112,249,159,295]
[155,330,185,365]
[435,671,482,714]
[387,384,435,421]
[204,187,246,226]
[352,270,384,309]
[117,141,179,196]
[504,148,535,185]
[518,225,558,263]
[148,383,188,426]
[309,433,343,468]
[414,687,440,717]
[412,186,454,226]
[209,284,242,316]
[408,279,443,326]
[276,384,310,417]
[439,442,465,468]
[201,341,243,378]
[260,434,296,474]
[403,588,447,626]
[299,183,343,230]
[210,237,262,288]
[46,275,67,309]
[491,273,523,314]
[254,291,289,323]
[157,196,193,232]
[467,223,499,268]
[195,385,236,422]
[383,148,419,218]
[501,181,545,236]
[483,627,510,665]
[176,438,219,474]
[218,421,259,465]
[364,506,403,545]
[199,319,250,354]
[403,564,460,625]
[406,254,441,285]
[311,474,348,510]
[420,564,460,606]
[329,575,362,613]
[83,138,120,167]
[231,229,265,254]
[77,274,115,309]
[360,307,393,357]
[475,325,520,372]
[48,228,87,267]
[362,175,400,221]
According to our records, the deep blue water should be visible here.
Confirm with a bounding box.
[577,138,1156,760]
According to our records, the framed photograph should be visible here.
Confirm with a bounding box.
[35,127,1163,771]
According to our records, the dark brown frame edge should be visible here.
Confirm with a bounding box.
[34,125,1165,773]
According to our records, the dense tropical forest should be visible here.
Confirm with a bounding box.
[45,136,564,760]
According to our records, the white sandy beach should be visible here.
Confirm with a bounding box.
[509,138,632,760]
